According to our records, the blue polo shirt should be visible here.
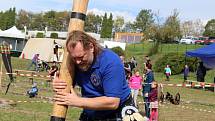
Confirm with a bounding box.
[74,49,130,118]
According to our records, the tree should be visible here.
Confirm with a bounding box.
[181,19,204,37]
[107,13,113,38]
[85,12,102,33]
[0,7,16,30]
[122,22,135,32]
[203,19,215,37]
[16,9,31,30]
[134,9,154,33]
[30,13,45,30]
[162,9,181,43]
[101,13,113,38]
[113,16,124,32]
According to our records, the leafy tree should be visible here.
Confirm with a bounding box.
[111,46,125,56]
[100,13,108,38]
[134,9,154,33]
[162,9,181,43]
[203,19,215,37]
[85,12,102,33]
[0,7,16,30]
[122,22,135,32]
[181,19,204,37]
[16,9,31,30]
[113,16,124,32]
[107,13,113,38]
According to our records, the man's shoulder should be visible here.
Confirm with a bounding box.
[99,49,120,63]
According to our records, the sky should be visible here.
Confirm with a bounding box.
[0,0,214,24]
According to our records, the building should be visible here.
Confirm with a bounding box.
[114,32,143,43]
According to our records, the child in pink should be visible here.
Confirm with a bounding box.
[129,70,142,107]
[149,81,158,121]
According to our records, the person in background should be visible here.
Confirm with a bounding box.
[120,55,132,82]
[196,61,207,82]
[129,56,137,72]
[148,81,158,121]
[27,83,38,98]
[27,54,40,72]
[183,64,189,81]
[142,66,154,119]
[128,70,142,107]
[48,61,58,77]
[144,56,152,70]
[164,65,171,81]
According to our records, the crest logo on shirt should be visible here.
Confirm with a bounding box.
[90,73,101,87]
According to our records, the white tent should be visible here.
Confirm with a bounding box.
[0,26,25,39]
[20,38,66,62]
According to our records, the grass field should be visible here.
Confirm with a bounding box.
[0,43,215,121]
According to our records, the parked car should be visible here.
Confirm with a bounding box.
[204,37,215,45]
[179,37,196,44]
[194,37,208,44]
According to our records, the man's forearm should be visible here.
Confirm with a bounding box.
[77,96,120,110]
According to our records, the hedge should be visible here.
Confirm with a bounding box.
[154,53,198,75]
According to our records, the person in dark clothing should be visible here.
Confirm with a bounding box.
[148,81,158,121]
[48,61,58,77]
[196,62,207,82]
[142,66,154,118]
[183,64,189,81]
[120,55,132,82]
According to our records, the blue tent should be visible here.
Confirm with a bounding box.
[186,43,215,68]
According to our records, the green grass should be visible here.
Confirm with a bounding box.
[0,43,214,121]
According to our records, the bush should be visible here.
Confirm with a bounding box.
[111,46,125,56]
[148,41,160,56]
[36,32,44,38]
[154,53,198,75]
[50,33,58,39]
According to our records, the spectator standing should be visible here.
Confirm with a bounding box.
[149,81,158,121]
[196,62,207,82]
[142,66,154,118]
[183,64,189,81]
[120,55,132,82]
[129,70,142,107]
[48,61,58,77]
[164,65,171,81]
[27,54,40,72]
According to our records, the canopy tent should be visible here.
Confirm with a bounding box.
[186,43,215,69]
[0,26,25,39]
[20,38,66,62]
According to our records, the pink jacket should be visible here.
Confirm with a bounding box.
[129,75,142,89]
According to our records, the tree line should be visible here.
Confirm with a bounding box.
[0,7,215,42]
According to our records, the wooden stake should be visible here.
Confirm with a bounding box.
[50,0,89,121]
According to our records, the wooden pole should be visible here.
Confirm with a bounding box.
[50,0,89,121]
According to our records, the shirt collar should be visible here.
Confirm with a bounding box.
[91,50,104,69]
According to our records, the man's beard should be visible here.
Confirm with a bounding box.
[77,64,90,72]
